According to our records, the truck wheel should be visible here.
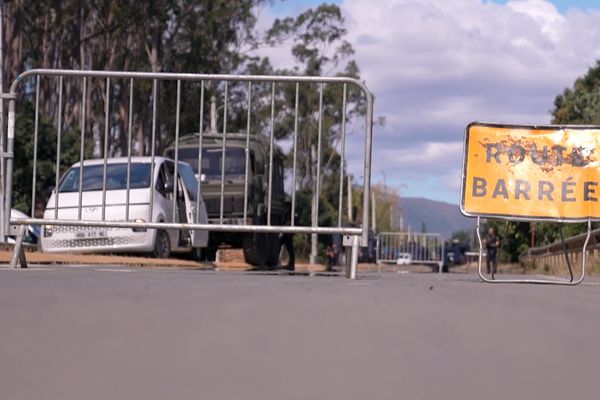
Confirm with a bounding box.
[152,230,171,259]
[265,234,281,267]
[242,233,270,267]
[191,247,215,262]
[194,246,217,262]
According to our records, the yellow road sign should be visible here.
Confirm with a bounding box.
[461,122,600,221]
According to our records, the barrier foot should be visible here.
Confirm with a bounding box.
[349,236,359,280]
[9,225,28,269]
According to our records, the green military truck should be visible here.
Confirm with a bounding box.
[165,133,286,267]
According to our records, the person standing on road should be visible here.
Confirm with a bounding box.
[279,201,295,271]
[484,227,500,274]
[325,244,336,271]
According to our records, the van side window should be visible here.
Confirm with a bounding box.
[155,166,166,197]
[156,162,173,198]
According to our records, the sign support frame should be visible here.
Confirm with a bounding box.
[475,216,590,285]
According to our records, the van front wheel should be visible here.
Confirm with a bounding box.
[152,230,171,259]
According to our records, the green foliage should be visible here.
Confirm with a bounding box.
[483,220,530,263]
[12,101,93,215]
[552,60,600,125]
[267,4,355,76]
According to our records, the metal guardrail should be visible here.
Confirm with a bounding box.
[0,69,374,278]
[519,227,600,274]
[376,231,444,272]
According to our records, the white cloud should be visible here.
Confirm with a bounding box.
[254,0,600,203]
[342,0,600,201]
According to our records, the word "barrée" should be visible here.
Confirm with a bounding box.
[472,177,598,202]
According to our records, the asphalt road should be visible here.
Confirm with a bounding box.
[1,265,599,400]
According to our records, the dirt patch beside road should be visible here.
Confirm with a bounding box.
[1,246,430,274]
[0,250,212,269]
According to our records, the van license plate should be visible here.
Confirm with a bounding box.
[75,231,107,239]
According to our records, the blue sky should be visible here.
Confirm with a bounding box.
[489,0,600,12]
[273,0,600,15]
[262,1,600,203]
[270,0,335,15]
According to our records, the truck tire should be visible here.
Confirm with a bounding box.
[191,246,217,262]
[265,234,281,267]
[243,233,270,267]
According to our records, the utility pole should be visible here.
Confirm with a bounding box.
[371,190,376,233]
[347,175,353,222]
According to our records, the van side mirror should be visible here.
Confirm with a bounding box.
[164,178,174,193]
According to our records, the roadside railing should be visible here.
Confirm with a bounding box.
[376,231,444,272]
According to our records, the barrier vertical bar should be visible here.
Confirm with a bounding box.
[267,82,275,225]
[338,83,347,228]
[0,0,4,242]
[362,92,374,245]
[3,87,14,240]
[219,81,228,224]
[311,83,324,264]
[291,82,299,226]
[315,83,323,223]
[149,79,157,223]
[172,80,181,223]
[31,76,40,218]
[243,81,251,224]
[196,81,204,223]
[77,77,87,220]
[125,78,133,221]
[101,77,110,221]
[54,76,64,220]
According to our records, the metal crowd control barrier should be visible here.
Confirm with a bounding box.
[376,231,444,272]
[461,122,598,285]
[0,69,374,279]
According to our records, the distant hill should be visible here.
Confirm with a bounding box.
[397,197,475,238]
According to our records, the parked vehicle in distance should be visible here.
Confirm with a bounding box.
[396,252,412,265]
[165,133,286,267]
[40,156,208,258]
[444,240,468,266]
[8,209,41,247]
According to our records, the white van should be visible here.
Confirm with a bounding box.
[40,156,208,258]
[396,252,412,265]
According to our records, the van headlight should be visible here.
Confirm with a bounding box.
[43,225,53,237]
[131,219,146,232]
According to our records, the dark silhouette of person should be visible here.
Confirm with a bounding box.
[325,244,336,271]
[279,201,295,270]
[485,227,500,275]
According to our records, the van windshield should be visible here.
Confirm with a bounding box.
[171,147,247,179]
[58,163,152,192]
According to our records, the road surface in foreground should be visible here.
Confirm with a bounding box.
[1,265,599,400]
